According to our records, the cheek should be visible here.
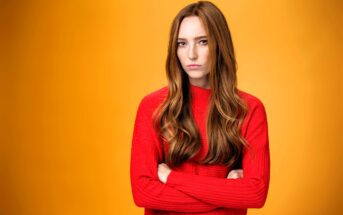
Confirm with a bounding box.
[199,47,209,58]
[201,49,210,64]
[205,48,210,59]
[201,48,210,70]
[177,50,186,64]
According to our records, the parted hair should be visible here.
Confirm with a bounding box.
[152,1,250,169]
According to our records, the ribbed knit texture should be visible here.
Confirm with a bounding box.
[130,84,270,215]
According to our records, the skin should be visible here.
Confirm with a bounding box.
[158,15,244,184]
[176,16,211,89]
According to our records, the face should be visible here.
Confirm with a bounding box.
[177,16,210,89]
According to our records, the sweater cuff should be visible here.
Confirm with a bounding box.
[166,170,184,186]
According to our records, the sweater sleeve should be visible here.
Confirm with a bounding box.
[165,100,270,209]
[130,95,218,212]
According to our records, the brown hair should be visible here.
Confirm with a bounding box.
[153,1,250,168]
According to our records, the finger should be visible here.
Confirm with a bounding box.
[228,169,243,175]
[228,173,240,179]
[227,169,244,179]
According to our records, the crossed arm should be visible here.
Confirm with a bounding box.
[130,97,219,213]
[130,96,270,212]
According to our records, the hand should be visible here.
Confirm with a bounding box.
[227,169,243,179]
[158,163,172,184]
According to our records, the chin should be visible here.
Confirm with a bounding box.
[186,71,208,78]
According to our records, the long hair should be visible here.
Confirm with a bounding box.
[152,1,250,169]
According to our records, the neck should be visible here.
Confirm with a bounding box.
[189,78,210,89]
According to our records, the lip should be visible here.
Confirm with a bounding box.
[187,64,201,69]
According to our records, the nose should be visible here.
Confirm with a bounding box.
[187,43,198,61]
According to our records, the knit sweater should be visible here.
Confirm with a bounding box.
[130,83,270,215]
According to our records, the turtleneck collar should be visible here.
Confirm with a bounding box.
[189,83,211,127]
[189,83,212,98]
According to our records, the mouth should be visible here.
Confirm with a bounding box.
[187,64,201,69]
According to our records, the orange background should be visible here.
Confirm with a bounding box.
[1,0,342,214]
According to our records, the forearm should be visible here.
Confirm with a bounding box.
[131,173,219,212]
[165,170,269,208]
[130,96,219,212]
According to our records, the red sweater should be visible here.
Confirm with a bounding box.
[130,84,270,215]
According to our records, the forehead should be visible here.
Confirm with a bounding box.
[178,16,207,39]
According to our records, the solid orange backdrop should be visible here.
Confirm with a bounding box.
[1,0,342,214]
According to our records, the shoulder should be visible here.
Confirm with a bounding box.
[237,89,266,117]
[137,86,168,114]
[237,89,265,109]
[237,89,268,134]
[143,86,168,102]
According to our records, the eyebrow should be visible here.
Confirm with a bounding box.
[177,36,208,41]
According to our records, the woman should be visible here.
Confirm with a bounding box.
[130,1,270,215]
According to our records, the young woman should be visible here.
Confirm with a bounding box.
[130,1,270,215]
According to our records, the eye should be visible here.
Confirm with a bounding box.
[199,39,208,45]
[177,41,186,47]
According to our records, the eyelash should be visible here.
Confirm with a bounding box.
[177,39,208,46]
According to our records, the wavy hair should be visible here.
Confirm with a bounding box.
[152,1,250,169]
